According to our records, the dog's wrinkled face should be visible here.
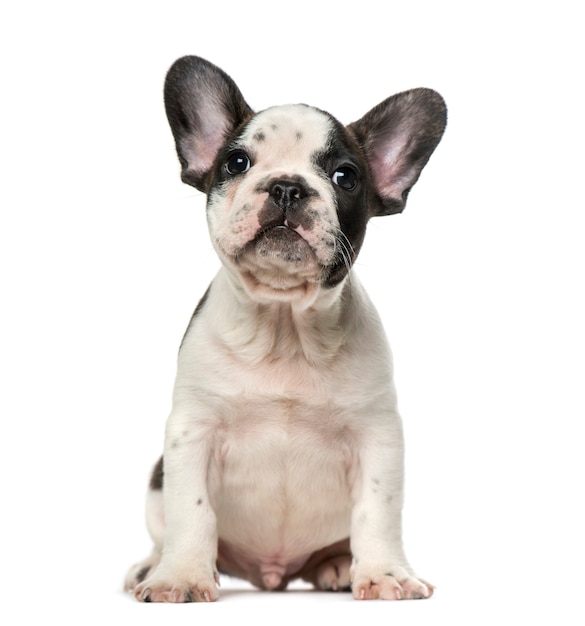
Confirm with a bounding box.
[207,104,367,302]
[163,56,447,306]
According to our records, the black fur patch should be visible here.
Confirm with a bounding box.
[136,566,151,583]
[149,456,164,490]
[312,117,371,288]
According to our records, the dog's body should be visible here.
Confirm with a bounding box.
[125,56,446,602]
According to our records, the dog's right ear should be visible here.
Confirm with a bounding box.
[164,56,253,191]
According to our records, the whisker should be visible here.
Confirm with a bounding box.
[333,231,354,273]
[338,230,355,258]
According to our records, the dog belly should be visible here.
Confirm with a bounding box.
[209,412,354,586]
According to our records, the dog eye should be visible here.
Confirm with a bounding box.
[225,151,251,175]
[331,166,358,191]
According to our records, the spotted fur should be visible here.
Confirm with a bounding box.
[125,56,446,602]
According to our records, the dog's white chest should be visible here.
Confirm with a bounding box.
[208,395,355,561]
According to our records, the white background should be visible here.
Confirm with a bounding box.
[1,1,583,624]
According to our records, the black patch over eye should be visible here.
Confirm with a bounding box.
[225,151,251,175]
[331,166,358,191]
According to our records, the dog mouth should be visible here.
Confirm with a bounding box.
[252,225,315,264]
[233,225,323,300]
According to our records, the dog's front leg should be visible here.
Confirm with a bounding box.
[350,419,433,601]
[134,413,219,603]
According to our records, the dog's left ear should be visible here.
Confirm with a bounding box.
[164,56,254,191]
[349,88,447,215]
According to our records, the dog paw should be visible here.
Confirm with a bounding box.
[314,555,352,591]
[351,566,433,600]
[134,571,220,603]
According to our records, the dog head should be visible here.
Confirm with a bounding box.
[164,56,446,307]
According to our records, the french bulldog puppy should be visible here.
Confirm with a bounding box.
[125,56,446,602]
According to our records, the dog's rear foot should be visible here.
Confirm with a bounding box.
[313,555,352,591]
[124,550,161,592]
[301,548,351,591]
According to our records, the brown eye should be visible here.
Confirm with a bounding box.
[225,151,251,175]
[331,166,358,191]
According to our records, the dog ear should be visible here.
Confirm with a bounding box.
[164,56,253,191]
[348,89,447,215]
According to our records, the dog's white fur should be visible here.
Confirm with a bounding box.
[210,105,340,308]
[125,57,446,602]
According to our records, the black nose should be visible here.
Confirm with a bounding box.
[268,179,306,211]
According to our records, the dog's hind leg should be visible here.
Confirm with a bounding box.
[312,555,352,591]
[124,460,165,592]
[124,548,162,592]
[299,539,352,592]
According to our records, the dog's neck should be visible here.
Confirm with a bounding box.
[211,267,351,366]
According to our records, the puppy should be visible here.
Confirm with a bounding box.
[125,56,446,602]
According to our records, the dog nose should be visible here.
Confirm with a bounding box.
[268,179,306,211]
